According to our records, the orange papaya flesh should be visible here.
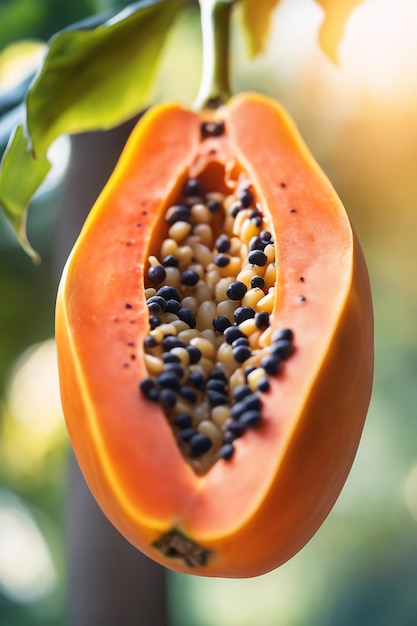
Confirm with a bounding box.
[55,92,374,578]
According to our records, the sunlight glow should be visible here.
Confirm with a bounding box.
[8,339,64,437]
[0,491,56,603]
[3,339,67,476]
[340,0,417,101]
[259,0,417,113]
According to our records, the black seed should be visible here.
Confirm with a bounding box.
[222,430,235,444]
[208,391,229,407]
[232,345,252,363]
[233,384,252,402]
[206,379,226,393]
[165,299,181,314]
[188,371,205,389]
[180,427,197,442]
[234,306,255,324]
[219,443,234,460]
[125,303,133,309]
[159,388,177,409]
[177,308,196,328]
[226,281,247,301]
[260,230,272,242]
[164,363,184,378]
[224,326,245,345]
[231,395,260,419]
[272,328,294,343]
[148,265,166,284]
[183,178,202,197]
[213,254,230,267]
[162,336,185,351]
[249,236,266,251]
[189,433,213,457]
[238,187,253,208]
[230,401,246,419]
[232,337,249,348]
[147,388,160,402]
[147,296,166,314]
[208,370,227,381]
[250,275,265,289]
[231,201,243,217]
[181,270,200,286]
[249,209,262,219]
[215,234,231,253]
[162,351,181,364]
[261,355,281,375]
[180,386,197,403]
[165,204,191,225]
[201,121,225,138]
[243,394,261,412]
[186,345,202,364]
[157,286,181,302]
[255,311,270,330]
[248,250,267,266]
[244,365,256,378]
[271,338,294,360]
[149,315,160,329]
[173,413,192,429]
[207,199,222,213]
[163,254,179,267]
[147,302,162,315]
[258,378,270,393]
[140,378,156,396]
[157,372,181,391]
[227,420,245,438]
[144,335,158,349]
[212,316,232,333]
[239,410,261,428]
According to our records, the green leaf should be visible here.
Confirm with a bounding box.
[0,125,51,263]
[0,0,185,260]
[315,0,365,63]
[240,0,281,59]
[27,0,184,158]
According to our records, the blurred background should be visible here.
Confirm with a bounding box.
[1,0,417,624]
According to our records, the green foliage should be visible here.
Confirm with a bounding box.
[0,0,117,47]
[26,0,184,157]
[0,0,184,260]
[0,0,367,260]
[0,126,51,262]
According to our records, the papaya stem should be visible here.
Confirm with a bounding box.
[193,0,235,110]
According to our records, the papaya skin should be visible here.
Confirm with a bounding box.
[55,92,374,578]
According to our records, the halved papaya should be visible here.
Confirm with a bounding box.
[55,92,374,578]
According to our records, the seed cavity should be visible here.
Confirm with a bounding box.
[139,171,295,474]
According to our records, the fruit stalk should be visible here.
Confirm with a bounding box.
[193,0,235,110]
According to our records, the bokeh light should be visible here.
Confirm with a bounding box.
[0,490,56,603]
[2,339,67,476]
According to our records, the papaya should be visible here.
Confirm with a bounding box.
[55,92,374,578]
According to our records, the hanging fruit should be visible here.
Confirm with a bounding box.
[0,0,372,577]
